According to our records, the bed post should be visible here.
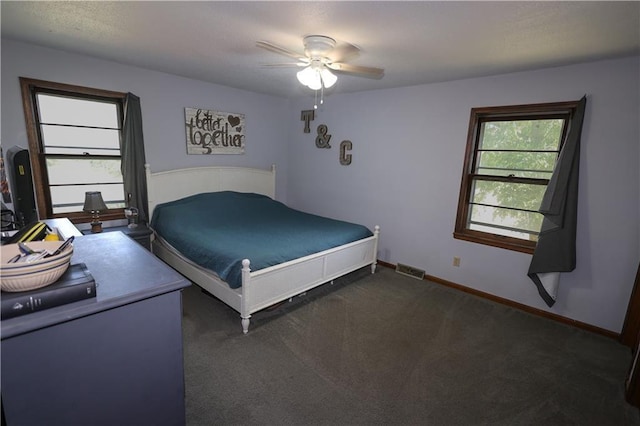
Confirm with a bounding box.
[240,259,251,334]
[371,225,380,274]
[270,164,276,199]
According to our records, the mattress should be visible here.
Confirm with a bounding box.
[150,191,373,288]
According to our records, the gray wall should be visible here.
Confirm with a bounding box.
[2,39,639,333]
[1,40,290,199]
[287,56,640,334]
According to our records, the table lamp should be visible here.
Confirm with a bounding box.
[83,191,108,233]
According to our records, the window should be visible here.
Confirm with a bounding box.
[20,78,127,223]
[454,100,580,253]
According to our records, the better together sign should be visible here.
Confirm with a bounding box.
[185,108,245,155]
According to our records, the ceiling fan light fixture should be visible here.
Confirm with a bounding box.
[296,66,322,90]
[257,34,384,96]
[320,67,337,88]
[297,65,337,90]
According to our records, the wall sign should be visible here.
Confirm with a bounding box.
[339,140,352,165]
[300,110,354,166]
[185,108,245,155]
[301,110,315,133]
[315,124,332,149]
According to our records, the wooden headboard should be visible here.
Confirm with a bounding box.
[145,164,276,217]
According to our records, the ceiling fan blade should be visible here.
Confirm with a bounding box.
[260,62,308,68]
[327,62,385,78]
[256,41,306,61]
[327,42,360,63]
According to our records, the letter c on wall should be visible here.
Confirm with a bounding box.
[340,140,352,166]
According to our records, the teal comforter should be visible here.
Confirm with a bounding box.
[150,191,373,289]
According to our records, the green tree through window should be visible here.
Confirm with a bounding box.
[455,101,580,253]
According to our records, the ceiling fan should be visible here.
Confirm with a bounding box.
[257,35,384,106]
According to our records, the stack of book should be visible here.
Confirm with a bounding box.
[1,262,96,320]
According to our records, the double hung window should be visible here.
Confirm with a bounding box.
[20,78,126,222]
[454,101,580,253]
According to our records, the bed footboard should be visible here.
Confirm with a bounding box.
[239,226,379,333]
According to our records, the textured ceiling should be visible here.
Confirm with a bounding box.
[1,1,639,98]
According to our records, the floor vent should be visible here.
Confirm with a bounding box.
[395,263,425,280]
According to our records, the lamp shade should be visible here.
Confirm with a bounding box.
[83,191,107,212]
[297,64,337,90]
[320,68,337,88]
[297,66,322,90]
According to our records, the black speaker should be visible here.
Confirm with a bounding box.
[6,146,38,228]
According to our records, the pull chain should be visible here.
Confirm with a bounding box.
[313,84,326,110]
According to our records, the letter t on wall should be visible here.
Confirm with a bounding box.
[301,110,315,133]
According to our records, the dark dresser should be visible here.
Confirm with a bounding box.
[1,232,190,425]
[82,223,153,251]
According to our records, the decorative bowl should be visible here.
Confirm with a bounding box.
[1,241,74,292]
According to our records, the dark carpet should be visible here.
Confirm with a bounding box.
[181,266,640,425]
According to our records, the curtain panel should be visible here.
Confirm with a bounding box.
[528,95,587,307]
[121,93,149,223]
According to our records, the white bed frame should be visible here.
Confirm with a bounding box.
[145,164,379,333]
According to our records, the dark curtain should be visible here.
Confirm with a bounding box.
[121,93,149,223]
[528,95,587,307]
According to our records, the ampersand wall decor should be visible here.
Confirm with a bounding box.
[315,124,332,149]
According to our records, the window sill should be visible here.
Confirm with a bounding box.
[453,231,535,255]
